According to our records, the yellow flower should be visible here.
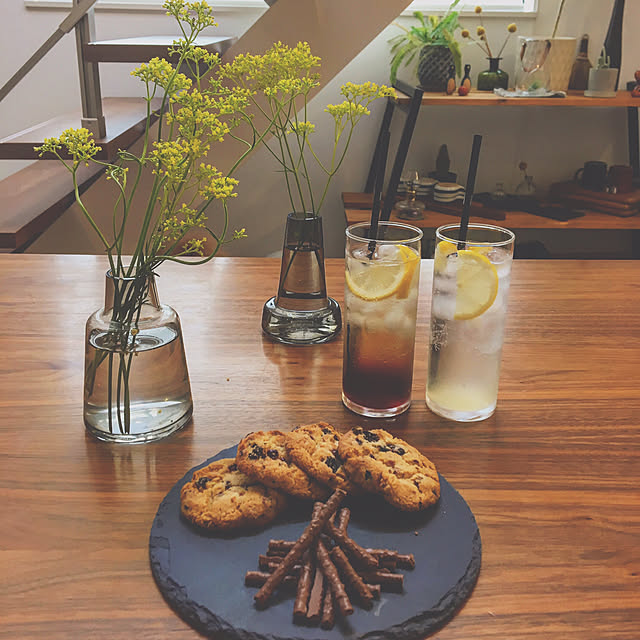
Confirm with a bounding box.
[507,23,517,33]
[461,29,470,38]
[289,121,315,136]
[475,5,482,13]
[35,128,102,168]
[476,26,486,36]
[197,164,239,200]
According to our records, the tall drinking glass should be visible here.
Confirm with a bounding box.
[342,221,422,417]
[426,223,515,422]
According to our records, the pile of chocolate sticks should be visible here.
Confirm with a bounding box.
[244,489,415,629]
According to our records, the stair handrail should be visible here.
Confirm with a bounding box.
[0,0,105,137]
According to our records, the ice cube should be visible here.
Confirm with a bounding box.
[432,291,455,321]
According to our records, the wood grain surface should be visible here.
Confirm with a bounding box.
[344,204,640,231]
[394,89,640,108]
[0,255,639,639]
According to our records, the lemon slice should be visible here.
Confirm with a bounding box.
[453,250,499,320]
[346,244,419,301]
[434,240,458,272]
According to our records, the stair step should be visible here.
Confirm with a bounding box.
[0,97,160,161]
[0,96,162,251]
[0,160,103,252]
[84,35,235,63]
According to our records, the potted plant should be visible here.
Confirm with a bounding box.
[585,47,618,98]
[389,0,462,91]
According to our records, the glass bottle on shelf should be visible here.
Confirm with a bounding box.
[396,168,426,219]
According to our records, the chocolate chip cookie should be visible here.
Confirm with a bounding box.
[180,458,288,531]
[285,422,360,494]
[237,431,330,501]
[338,428,440,511]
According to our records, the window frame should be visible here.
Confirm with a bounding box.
[26,0,537,13]
[403,0,537,16]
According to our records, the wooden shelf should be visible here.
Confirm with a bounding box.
[0,97,160,161]
[394,89,640,108]
[343,193,640,231]
[345,206,640,231]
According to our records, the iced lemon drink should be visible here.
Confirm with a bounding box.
[426,223,515,422]
[342,222,422,418]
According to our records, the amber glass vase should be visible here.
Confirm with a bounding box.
[84,270,192,443]
[262,213,341,345]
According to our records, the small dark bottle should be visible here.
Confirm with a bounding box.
[568,34,592,91]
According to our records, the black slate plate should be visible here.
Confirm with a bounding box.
[149,446,481,640]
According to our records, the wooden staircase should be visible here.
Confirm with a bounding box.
[0,0,235,251]
[1,0,416,254]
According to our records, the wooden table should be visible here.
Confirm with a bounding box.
[1,255,639,639]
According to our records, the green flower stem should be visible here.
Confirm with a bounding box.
[275,105,307,212]
[71,168,116,275]
[116,352,124,433]
[315,120,356,213]
[107,353,114,433]
[290,97,316,214]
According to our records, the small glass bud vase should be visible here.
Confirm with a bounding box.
[262,213,341,345]
[477,57,509,91]
[84,269,193,443]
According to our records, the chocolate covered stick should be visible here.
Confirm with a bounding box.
[254,489,346,608]
[320,584,335,630]
[316,539,353,617]
[367,549,416,570]
[258,555,302,573]
[330,545,374,609]
[360,570,404,593]
[293,549,315,622]
[266,540,291,557]
[324,520,378,570]
[367,583,381,599]
[336,507,351,532]
[245,571,297,589]
[305,554,324,624]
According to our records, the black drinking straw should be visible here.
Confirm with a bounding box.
[458,134,483,250]
[368,129,390,257]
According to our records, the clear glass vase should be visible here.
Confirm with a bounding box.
[84,269,193,443]
[262,213,341,345]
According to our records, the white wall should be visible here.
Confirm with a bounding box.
[1,0,637,257]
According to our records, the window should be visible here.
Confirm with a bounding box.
[405,0,537,14]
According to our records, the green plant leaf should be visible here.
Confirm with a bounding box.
[443,31,462,77]
[390,40,421,83]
